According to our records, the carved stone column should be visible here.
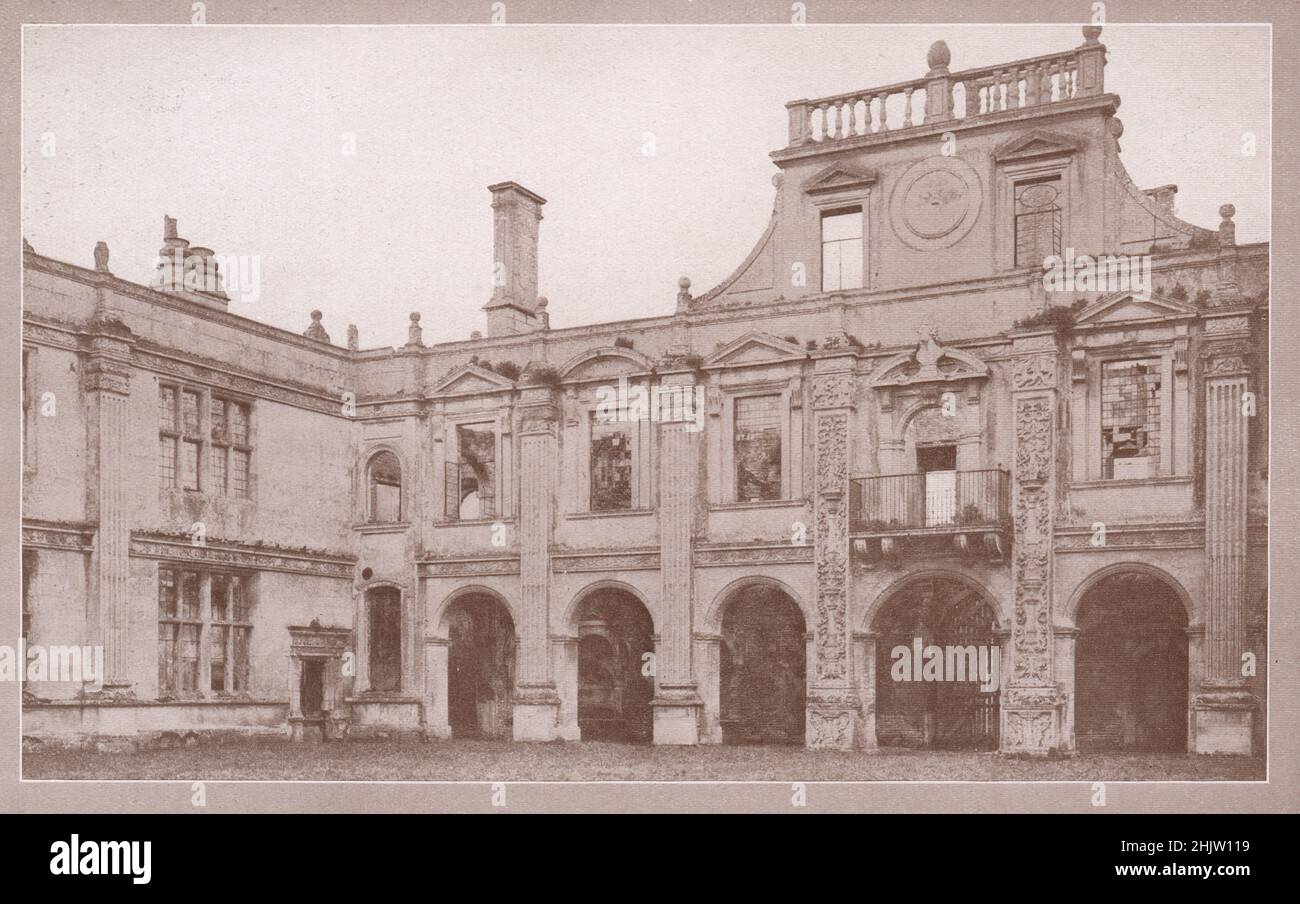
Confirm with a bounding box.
[552,635,581,741]
[1002,349,1062,754]
[83,319,135,691]
[807,356,861,750]
[652,371,703,744]
[693,633,723,744]
[513,386,562,740]
[1194,338,1255,753]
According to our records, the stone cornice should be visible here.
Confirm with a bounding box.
[551,548,660,574]
[1053,519,1205,552]
[22,520,95,552]
[129,532,356,578]
[418,555,521,577]
[694,542,813,567]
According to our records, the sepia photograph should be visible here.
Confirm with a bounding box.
[3,0,1296,841]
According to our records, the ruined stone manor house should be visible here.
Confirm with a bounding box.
[21,28,1268,756]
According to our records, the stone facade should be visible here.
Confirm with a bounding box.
[21,28,1268,757]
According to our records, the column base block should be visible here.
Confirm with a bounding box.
[512,701,560,742]
[1193,693,1256,755]
[806,705,864,751]
[999,704,1061,756]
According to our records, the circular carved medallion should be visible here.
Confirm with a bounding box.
[889,156,982,251]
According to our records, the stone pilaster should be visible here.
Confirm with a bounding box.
[513,386,562,739]
[1002,347,1062,754]
[651,371,703,744]
[1194,337,1255,753]
[422,637,451,739]
[806,355,861,750]
[82,318,134,691]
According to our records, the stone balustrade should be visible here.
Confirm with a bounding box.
[785,28,1106,147]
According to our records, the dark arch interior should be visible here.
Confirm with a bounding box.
[871,577,1000,750]
[720,585,806,745]
[574,590,655,743]
[1075,572,1188,752]
[445,594,516,740]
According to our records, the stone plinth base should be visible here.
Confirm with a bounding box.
[1000,703,1061,756]
[805,704,862,750]
[651,686,702,745]
[1193,689,1256,755]
[512,684,561,741]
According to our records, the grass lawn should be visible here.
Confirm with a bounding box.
[23,737,1266,782]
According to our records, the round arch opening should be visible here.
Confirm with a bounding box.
[719,583,806,745]
[1075,570,1188,752]
[443,592,516,740]
[871,575,1001,750]
[573,587,655,743]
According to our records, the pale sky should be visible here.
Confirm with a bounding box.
[22,24,1270,349]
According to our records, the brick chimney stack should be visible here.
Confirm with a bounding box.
[483,181,546,337]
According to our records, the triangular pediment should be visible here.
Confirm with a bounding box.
[871,332,989,389]
[704,331,807,367]
[431,363,515,396]
[994,129,1082,163]
[1075,290,1198,325]
[804,162,879,195]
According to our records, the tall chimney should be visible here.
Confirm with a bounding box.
[483,181,546,337]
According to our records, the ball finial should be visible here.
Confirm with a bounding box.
[537,296,549,308]
[310,309,323,321]
[409,311,421,322]
[1219,203,1236,221]
[678,276,691,290]
[927,40,951,72]
[1082,25,1102,45]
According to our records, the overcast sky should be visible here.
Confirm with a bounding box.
[22,24,1269,349]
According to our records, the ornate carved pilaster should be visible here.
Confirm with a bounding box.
[651,371,703,744]
[513,385,561,740]
[82,323,135,690]
[807,355,861,749]
[1194,336,1255,753]
[1003,348,1061,754]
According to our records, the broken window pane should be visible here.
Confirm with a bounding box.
[1101,358,1162,479]
[734,395,783,502]
[1014,178,1062,267]
[591,417,632,511]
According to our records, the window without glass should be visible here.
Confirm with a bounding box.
[368,587,402,693]
[447,425,495,520]
[1101,358,1162,479]
[158,568,252,697]
[367,451,402,522]
[1014,178,1062,267]
[821,208,864,291]
[590,416,632,511]
[734,395,783,502]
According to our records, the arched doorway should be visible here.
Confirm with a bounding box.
[573,588,654,743]
[444,593,516,739]
[719,584,806,745]
[871,575,1000,749]
[1075,571,1188,752]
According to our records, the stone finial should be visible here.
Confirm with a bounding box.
[676,276,692,312]
[406,311,424,347]
[347,324,359,350]
[304,310,330,343]
[470,330,483,341]
[926,40,951,74]
[1082,25,1103,45]
[1218,204,1236,247]
[94,241,110,272]
[537,296,550,331]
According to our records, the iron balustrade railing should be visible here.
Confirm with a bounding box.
[849,468,1009,533]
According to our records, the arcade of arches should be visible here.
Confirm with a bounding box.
[415,567,1199,752]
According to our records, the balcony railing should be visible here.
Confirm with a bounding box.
[849,469,1009,534]
[784,29,1106,148]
